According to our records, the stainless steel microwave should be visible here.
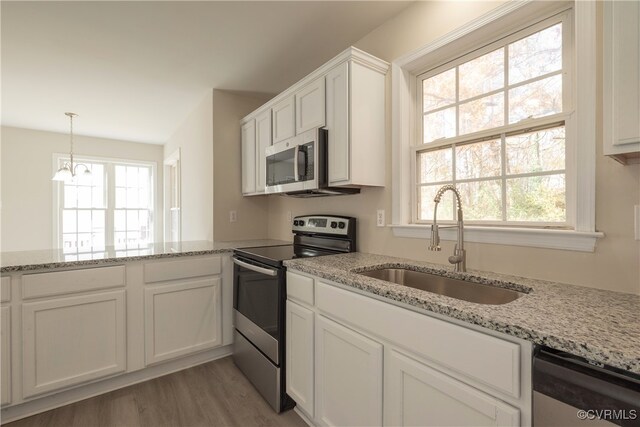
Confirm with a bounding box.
[265,127,359,197]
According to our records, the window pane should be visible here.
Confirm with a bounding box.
[64,186,77,208]
[63,234,77,253]
[92,187,104,208]
[77,210,91,232]
[506,174,565,222]
[127,166,139,188]
[92,210,105,233]
[419,148,453,183]
[509,23,562,85]
[63,210,76,233]
[457,180,502,221]
[459,92,504,135]
[139,167,150,189]
[77,186,91,208]
[424,107,456,142]
[459,48,504,100]
[419,185,454,221]
[509,74,562,123]
[456,140,501,179]
[127,210,139,231]
[114,210,126,231]
[127,188,139,208]
[116,188,126,208]
[115,165,126,187]
[91,164,104,182]
[115,231,127,249]
[77,233,91,251]
[423,68,456,111]
[138,188,149,208]
[506,127,565,174]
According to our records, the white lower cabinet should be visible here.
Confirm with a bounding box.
[315,315,383,427]
[144,278,222,365]
[22,290,126,398]
[285,271,531,427]
[286,300,314,418]
[1,306,11,406]
[385,349,520,427]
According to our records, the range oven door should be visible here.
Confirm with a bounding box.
[232,255,284,365]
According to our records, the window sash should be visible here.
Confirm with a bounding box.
[412,11,573,228]
[55,156,155,253]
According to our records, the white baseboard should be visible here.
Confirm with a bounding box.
[1,345,233,424]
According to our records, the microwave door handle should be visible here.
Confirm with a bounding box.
[293,145,300,181]
[232,257,278,276]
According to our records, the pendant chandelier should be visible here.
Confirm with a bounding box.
[52,112,91,182]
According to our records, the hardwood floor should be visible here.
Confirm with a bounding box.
[4,357,308,427]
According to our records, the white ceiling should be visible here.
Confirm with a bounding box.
[1,1,412,144]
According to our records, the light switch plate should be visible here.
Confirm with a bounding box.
[635,205,640,240]
[229,210,237,223]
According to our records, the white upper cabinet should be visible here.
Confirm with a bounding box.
[296,77,326,134]
[241,119,257,195]
[603,0,640,163]
[255,109,272,192]
[272,95,296,143]
[241,47,389,195]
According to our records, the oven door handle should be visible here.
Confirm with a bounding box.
[232,257,278,277]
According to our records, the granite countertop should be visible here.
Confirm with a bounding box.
[284,252,640,375]
[0,239,291,272]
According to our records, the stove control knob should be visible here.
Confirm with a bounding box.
[293,220,299,226]
[299,220,305,227]
[338,222,346,229]
[330,221,338,228]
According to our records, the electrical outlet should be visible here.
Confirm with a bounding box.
[287,211,292,222]
[635,205,640,240]
[229,210,237,223]
[376,209,385,227]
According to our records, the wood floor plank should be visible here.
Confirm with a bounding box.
[3,357,308,427]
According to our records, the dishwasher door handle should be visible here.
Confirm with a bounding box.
[232,257,278,277]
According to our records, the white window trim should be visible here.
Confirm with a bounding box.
[391,0,602,252]
[52,153,159,250]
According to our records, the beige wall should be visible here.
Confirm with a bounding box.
[164,92,214,242]
[212,90,271,241]
[266,1,640,295]
[0,126,164,252]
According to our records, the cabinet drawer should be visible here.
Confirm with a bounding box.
[316,281,520,398]
[1,277,10,302]
[287,272,314,306]
[144,256,221,283]
[22,266,125,299]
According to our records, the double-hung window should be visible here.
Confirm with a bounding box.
[57,156,155,259]
[416,14,571,227]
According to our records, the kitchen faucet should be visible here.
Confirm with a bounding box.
[428,184,466,272]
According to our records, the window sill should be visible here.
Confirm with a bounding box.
[390,224,604,252]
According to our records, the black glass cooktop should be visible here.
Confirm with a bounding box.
[234,244,338,267]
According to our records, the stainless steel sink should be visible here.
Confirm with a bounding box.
[357,268,523,305]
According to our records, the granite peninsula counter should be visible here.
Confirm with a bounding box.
[0,239,291,272]
[284,252,640,375]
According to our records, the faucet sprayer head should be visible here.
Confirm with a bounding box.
[428,224,441,251]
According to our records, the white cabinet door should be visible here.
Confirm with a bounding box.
[241,119,256,195]
[144,278,221,365]
[315,315,383,427]
[604,0,640,158]
[325,62,350,184]
[22,290,126,398]
[286,300,314,418]
[296,77,325,134]
[272,95,295,143]
[1,306,10,405]
[385,349,520,427]
[255,109,272,192]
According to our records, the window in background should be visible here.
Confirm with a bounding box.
[417,19,570,227]
[57,157,154,259]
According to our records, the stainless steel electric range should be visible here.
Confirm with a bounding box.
[231,215,356,412]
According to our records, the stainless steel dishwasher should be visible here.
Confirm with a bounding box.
[533,346,640,427]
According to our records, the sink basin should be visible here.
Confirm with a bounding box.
[357,268,523,305]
